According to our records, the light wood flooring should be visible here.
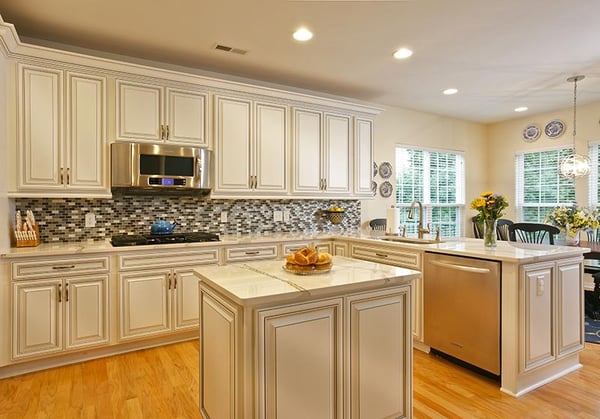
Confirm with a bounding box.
[1,341,599,418]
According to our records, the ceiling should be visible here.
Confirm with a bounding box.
[3,0,600,123]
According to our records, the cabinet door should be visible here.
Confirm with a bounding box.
[556,259,584,357]
[119,270,171,339]
[354,118,374,196]
[292,108,322,193]
[65,275,109,349]
[215,96,252,192]
[522,263,554,371]
[257,299,343,419]
[255,102,288,193]
[166,88,208,146]
[18,64,63,190]
[173,268,199,330]
[13,279,62,358]
[66,72,107,190]
[333,242,348,256]
[116,80,163,142]
[346,288,411,419]
[323,112,351,194]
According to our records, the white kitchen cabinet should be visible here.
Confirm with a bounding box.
[292,108,351,196]
[116,79,208,147]
[556,259,585,357]
[12,274,109,359]
[16,64,108,196]
[354,118,374,196]
[214,95,288,195]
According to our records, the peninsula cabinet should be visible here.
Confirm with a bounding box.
[115,79,208,147]
[292,108,352,196]
[15,63,108,197]
[213,95,288,196]
[10,256,110,360]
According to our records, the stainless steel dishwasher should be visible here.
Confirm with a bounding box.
[423,252,501,375]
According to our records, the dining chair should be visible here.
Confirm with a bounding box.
[472,216,483,238]
[472,216,513,241]
[587,229,599,242]
[369,218,387,231]
[508,222,560,245]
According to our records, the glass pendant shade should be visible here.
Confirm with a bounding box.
[559,75,589,179]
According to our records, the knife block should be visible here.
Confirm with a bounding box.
[15,222,40,247]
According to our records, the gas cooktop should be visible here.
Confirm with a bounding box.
[111,232,220,247]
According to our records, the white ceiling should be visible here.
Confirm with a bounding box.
[3,0,600,123]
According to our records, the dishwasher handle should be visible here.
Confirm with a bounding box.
[429,259,491,274]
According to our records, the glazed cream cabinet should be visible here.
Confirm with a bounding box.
[115,79,208,147]
[15,63,108,196]
[213,95,288,196]
[117,248,219,340]
[353,118,374,196]
[11,256,110,360]
[292,108,352,196]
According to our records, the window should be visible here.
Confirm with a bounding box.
[589,143,600,207]
[395,146,465,237]
[515,147,575,222]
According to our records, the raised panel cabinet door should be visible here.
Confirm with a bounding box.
[167,88,208,146]
[521,263,554,371]
[214,96,252,192]
[556,259,585,357]
[12,279,62,358]
[116,80,163,142]
[19,64,63,189]
[66,72,107,190]
[323,112,351,194]
[333,242,347,256]
[257,299,343,419]
[292,108,322,193]
[354,118,374,196]
[119,270,171,340]
[65,275,109,349]
[412,276,424,342]
[173,268,199,330]
[346,288,411,419]
[255,102,288,192]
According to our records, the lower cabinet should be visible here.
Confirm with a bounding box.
[199,284,412,419]
[12,274,109,359]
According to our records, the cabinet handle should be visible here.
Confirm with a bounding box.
[60,167,64,184]
[245,251,260,255]
[160,125,165,140]
[58,283,62,303]
[173,273,177,289]
[65,283,69,302]
[323,178,327,190]
[253,176,257,189]
[52,265,75,270]
[167,273,172,289]
[165,124,169,140]
[66,167,70,185]
[375,253,389,258]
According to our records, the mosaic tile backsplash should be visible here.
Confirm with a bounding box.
[14,196,361,243]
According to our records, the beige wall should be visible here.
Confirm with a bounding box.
[487,101,600,221]
[361,106,488,236]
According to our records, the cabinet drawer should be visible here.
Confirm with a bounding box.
[12,256,110,280]
[282,242,311,255]
[350,244,421,270]
[225,244,279,262]
[119,248,220,271]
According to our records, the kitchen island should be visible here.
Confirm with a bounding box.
[194,256,420,419]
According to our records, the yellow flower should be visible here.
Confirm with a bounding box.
[481,191,493,198]
[470,192,509,221]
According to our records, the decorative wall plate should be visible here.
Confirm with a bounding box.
[371,180,378,195]
[544,120,565,138]
[373,162,378,178]
[379,162,393,179]
[380,181,393,197]
[522,124,541,142]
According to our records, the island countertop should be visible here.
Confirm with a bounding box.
[194,256,421,306]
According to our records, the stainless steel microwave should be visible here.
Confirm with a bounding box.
[111,142,212,195]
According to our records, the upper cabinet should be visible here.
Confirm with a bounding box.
[292,108,352,196]
[354,118,374,197]
[116,79,208,147]
[213,95,288,196]
[15,63,109,197]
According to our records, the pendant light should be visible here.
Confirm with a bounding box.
[559,75,591,179]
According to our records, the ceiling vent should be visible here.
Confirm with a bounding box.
[213,44,248,55]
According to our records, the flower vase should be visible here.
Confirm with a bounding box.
[483,218,497,248]
[565,230,580,246]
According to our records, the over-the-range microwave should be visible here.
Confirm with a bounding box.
[111,142,212,195]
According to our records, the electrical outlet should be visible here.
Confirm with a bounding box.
[273,210,283,222]
[283,210,290,222]
[221,211,228,223]
[85,212,96,228]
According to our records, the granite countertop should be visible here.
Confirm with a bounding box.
[194,256,420,306]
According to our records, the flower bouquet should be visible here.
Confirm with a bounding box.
[545,204,599,244]
[470,191,509,247]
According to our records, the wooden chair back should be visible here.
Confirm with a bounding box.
[508,222,560,245]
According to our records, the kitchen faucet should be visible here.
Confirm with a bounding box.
[408,200,430,239]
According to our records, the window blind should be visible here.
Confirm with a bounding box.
[589,143,600,207]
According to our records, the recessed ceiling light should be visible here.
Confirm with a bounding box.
[293,28,313,42]
[443,88,458,95]
[514,106,528,112]
[393,48,413,60]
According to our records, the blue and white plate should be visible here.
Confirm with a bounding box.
[371,180,377,195]
[544,120,565,138]
[380,181,393,197]
[522,124,541,142]
[379,162,393,179]
[373,162,378,178]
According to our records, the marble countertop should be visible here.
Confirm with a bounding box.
[194,256,420,306]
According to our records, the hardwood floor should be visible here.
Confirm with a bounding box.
[0,341,599,418]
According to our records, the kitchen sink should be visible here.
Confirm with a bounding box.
[378,236,443,245]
